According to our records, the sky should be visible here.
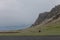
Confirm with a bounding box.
[0,0,60,28]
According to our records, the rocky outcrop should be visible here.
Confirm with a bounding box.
[32,5,60,26]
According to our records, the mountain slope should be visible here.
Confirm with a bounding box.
[17,15,60,35]
[32,5,60,26]
[16,5,60,35]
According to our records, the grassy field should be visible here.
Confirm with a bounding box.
[0,19,60,36]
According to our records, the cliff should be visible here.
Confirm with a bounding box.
[32,5,60,26]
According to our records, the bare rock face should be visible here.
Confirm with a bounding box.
[32,5,60,26]
[32,12,49,26]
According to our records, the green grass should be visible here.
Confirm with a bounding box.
[0,19,60,36]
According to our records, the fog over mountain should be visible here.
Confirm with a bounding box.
[0,0,60,28]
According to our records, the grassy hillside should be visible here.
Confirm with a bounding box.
[17,18,60,36]
[0,18,59,36]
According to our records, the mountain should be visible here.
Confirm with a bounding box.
[32,5,60,26]
[16,5,60,35]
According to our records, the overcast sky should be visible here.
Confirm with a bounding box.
[0,0,60,27]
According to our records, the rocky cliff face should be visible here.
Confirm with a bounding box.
[32,5,60,26]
